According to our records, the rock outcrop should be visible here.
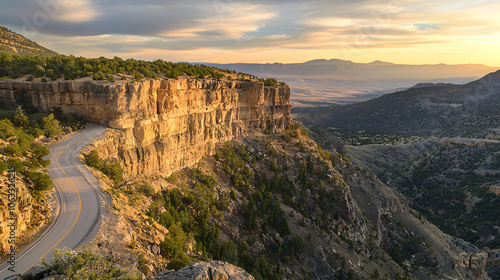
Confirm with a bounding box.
[154,261,254,280]
[459,252,489,280]
[0,171,50,257]
[0,172,32,256]
[0,78,291,176]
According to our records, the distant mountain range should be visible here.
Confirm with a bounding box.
[204,59,499,106]
[1,23,498,111]
[0,26,57,57]
[297,70,500,136]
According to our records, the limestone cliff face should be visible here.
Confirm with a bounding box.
[0,78,291,176]
[0,173,31,255]
[0,172,50,257]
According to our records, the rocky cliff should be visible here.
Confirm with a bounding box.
[154,261,254,280]
[0,171,51,258]
[0,78,291,176]
[0,172,31,256]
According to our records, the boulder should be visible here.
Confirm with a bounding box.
[154,261,254,280]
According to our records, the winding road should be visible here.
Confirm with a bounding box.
[0,124,107,279]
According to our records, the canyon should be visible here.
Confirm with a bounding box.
[0,78,492,279]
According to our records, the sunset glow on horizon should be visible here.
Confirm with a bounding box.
[1,0,499,66]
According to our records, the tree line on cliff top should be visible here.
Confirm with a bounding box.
[0,53,286,86]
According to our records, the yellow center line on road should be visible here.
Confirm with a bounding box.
[22,147,82,275]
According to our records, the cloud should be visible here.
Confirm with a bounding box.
[0,0,499,65]
[414,23,440,31]
[53,0,99,23]
[160,3,276,39]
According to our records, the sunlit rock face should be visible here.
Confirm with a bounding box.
[0,78,291,176]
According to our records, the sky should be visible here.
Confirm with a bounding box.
[1,0,499,66]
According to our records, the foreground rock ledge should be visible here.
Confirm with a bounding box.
[154,261,255,280]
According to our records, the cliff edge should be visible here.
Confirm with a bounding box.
[0,78,291,175]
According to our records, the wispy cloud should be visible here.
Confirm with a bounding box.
[0,0,499,65]
[53,0,99,23]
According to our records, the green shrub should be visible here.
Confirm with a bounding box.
[84,150,123,186]
[217,240,237,263]
[41,249,140,279]
[0,161,8,173]
[166,173,178,184]
[4,144,23,156]
[7,158,23,172]
[134,72,143,81]
[102,162,123,185]
[26,171,54,194]
[129,239,137,249]
[31,142,50,158]
[285,235,305,256]
[84,150,102,169]
[42,113,62,137]
[139,184,155,195]
[264,78,278,87]
[160,223,194,269]
[13,106,29,128]
[29,128,44,138]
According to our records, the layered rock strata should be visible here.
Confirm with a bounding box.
[0,78,291,176]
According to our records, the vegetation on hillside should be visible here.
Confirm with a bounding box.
[0,26,58,57]
[146,169,230,270]
[0,116,52,196]
[312,125,500,251]
[321,127,417,146]
[99,123,462,280]
[398,141,500,249]
[23,249,140,280]
[84,150,124,186]
[1,112,66,196]
[140,126,355,279]
[0,92,86,261]
[0,26,289,85]
[75,122,484,279]
[0,53,288,86]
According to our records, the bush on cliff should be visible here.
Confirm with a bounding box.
[25,171,54,196]
[84,150,124,186]
[84,150,102,169]
[159,222,194,270]
[36,249,141,280]
[264,78,278,87]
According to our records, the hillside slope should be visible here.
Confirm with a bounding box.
[340,137,500,278]
[298,70,500,136]
[0,26,57,57]
[75,126,489,280]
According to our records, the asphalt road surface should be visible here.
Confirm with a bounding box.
[0,124,107,279]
